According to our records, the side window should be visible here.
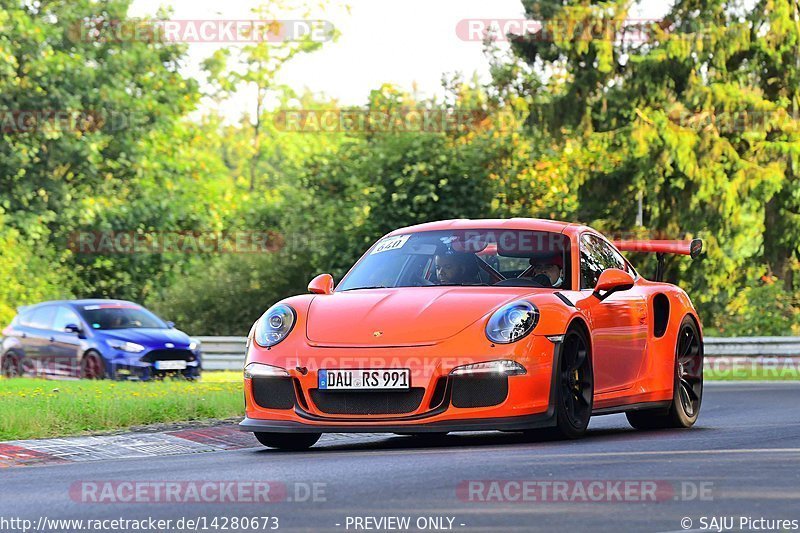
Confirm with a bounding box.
[580,234,627,289]
[17,310,33,327]
[52,306,82,332]
[28,306,57,330]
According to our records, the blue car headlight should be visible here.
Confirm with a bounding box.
[107,340,146,353]
[254,304,296,347]
[485,301,539,344]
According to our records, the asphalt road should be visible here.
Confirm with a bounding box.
[2,382,799,533]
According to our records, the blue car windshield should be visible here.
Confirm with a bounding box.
[78,305,167,330]
[337,229,571,291]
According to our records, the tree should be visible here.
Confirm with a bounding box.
[202,1,338,191]
[0,0,205,302]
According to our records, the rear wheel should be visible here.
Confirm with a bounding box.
[254,432,321,451]
[2,352,21,378]
[535,325,593,440]
[627,316,703,429]
[80,352,106,380]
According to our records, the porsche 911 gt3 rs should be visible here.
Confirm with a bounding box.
[240,219,704,450]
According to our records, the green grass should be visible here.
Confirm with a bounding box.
[0,376,243,441]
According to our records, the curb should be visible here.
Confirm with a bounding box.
[0,424,259,468]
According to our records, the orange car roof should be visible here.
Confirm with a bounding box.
[386,218,579,237]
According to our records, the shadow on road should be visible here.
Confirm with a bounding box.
[249,423,715,454]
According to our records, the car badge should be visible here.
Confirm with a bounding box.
[165,342,174,348]
[373,331,383,337]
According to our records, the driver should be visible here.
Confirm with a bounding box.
[529,253,564,288]
[434,252,479,285]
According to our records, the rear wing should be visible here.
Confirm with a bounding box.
[612,239,703,282]
[612,239,703,259]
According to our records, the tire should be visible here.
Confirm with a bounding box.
[538,325,594,439]
[627,316,703,430]
[1,352,22,378]
[254,432,321,451]
[80,351,106,380]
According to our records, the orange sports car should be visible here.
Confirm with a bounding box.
[240,219,704,450]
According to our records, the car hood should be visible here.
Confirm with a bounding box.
[305,287,532,347]
[98,328,192,349]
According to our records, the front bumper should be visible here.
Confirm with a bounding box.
[240,334,559,433]
[239,411,555,434]
[109,351,202,380]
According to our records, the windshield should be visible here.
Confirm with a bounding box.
[78,304,168,330]
[337,229,572,291]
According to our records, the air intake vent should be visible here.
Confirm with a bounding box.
[252,376,296,409]
[310,389,425,415]
[451,375,508,408]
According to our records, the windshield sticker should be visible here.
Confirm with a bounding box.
[370,235,410,255]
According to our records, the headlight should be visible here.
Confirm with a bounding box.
[244,362,290,379]
[485,300,539,344]
[108,340,145,353]
[254,304,296,347]
[450,360,526,376]
[188,338,200,351]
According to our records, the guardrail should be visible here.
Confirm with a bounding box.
[198,336,800,371]
[197,337,248,371]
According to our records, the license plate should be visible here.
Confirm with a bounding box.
[154,360,187,370]
[318,369,410,390]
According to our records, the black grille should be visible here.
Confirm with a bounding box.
[451,376,508,408]
[252,376,296,409]
[310,388,425,415]
[140,349,194,363]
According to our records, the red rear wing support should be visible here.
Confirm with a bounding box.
[612,239,703,282]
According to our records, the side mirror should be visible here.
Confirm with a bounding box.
[308,274,334,295]
[64,324,82,335]
[165,321,175,329]
[593,269,635,300]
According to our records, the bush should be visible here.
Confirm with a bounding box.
[0,214,72,326]
[708,274,800,336]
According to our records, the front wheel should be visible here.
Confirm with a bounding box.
[627,316,703,429]
[2,352,22,378]
[533,325,594,440]
[80,352,106,380]
[254,432,321,451]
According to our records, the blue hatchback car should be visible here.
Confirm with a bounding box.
[1,299,202,380]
